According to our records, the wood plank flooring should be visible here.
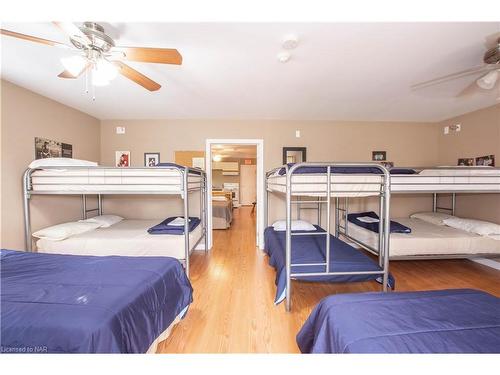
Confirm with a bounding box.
[158,206,500,353]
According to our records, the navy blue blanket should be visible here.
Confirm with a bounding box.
[297,289,500,353]
[148,216,201,235]
[263,226,395,304]
[347,211,411,234]
[277,163,417,176]
[1,249,193,353]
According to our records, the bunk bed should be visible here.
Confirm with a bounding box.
[265,162,394,311]
[22,162,208,276]
[1,249,193,353]
[212,192,233,229]
[338,166,500,259]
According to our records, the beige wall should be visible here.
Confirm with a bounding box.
[437,104,500,224]
[0,80,100,249]
[100,119,440,222]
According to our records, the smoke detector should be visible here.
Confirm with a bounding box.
[277,51,291,63]
[282,34,299,49]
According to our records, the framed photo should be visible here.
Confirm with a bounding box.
[372,151,386,161]
[475,154,495,167]
[458,158,474,166]
[35,137,72,159]
[144,152,160,167]
[381,161,394,169]
[283,147,307,165]
[115,151,130,167]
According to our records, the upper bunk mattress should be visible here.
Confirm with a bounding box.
[296,288,500,353]
[36,219,203,259]
[0,249,193,353]
[29,167,202,193]
[346,217,500,257]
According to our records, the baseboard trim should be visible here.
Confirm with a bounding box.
[471,257,500,271]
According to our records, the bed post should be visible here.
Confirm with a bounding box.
[183,168,190,277]
[382,169,391,291]
[203,171,208,253]
[432,193,437,212]
[334,196,339,237]
[23,169,33,251]
[98,194,103,215]
[326,167,332,273]
[378,193,384,267]
[451,193,456,216]
[285,165,292,312]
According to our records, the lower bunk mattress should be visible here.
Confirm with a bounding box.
[263,226,394,304]
[347,217,500,258]
[297,289,500,353]
[36,219,203,259]
[0,249,193,353]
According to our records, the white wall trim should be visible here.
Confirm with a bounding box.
[470,258,500,271]
[205,139,265,250]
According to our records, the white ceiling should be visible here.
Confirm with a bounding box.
[1,22,499,122]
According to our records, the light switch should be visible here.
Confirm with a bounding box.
[444,126,449,135]
[116,126,126,135]
[295,130,301,138]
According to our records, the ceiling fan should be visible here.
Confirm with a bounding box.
[0,22,182,92]
[411,36,500,96]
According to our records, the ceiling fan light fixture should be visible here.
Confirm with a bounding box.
[95,59,118,81]
[61,55,87,77]
[476,70,499,90]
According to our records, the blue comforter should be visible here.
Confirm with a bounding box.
[347,211,411,233]
[277,164,417,176]
[148,216,201,235]
[297,289,500,353]
[0,249,193,353]
[264,226,394,304]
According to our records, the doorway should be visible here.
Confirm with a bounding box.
[205,139,264,250]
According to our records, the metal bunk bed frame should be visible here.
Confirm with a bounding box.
[336,166,500,260]
[22,165,208,277]
[265,162,391,311]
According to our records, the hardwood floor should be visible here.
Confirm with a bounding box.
[158,206,500,353]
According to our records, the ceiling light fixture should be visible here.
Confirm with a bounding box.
[477,70,499,90]
[213,155,222,162]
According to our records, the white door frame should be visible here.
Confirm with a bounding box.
[205,139,265,250]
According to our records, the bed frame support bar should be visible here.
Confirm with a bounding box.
[433,193,456,216]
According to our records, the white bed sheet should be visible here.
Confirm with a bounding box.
[347,217,500,257]
[36,219,203,259]
[30,168,201,193]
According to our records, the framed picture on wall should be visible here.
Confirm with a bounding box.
[475,155,495,167]
[34,137,73,159]
[115,151,130,167]
[457,158,474,166]
[372,151,387,161]
[144,152,160,167]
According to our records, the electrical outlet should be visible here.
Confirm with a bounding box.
[444,126,449,135]
[116,126,126,135]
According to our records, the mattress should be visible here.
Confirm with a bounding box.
[296,289,500,353]
[347,217,500,257]
[264,226,394,304]
[30,167,202,193]
[36,219,203,259]
[267,168,500,196]
[267,174,384,197]
[0,249,193,353]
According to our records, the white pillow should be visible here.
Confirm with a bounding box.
[443,217,500,237]
[81,215,123,228]
[410,211,453,226]
[29,158,98,169]
[33,221,101,241]
[272,220,316,232]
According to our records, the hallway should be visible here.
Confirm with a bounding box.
[159,206,500,353]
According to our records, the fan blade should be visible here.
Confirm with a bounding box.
[113,61,161,91]
[57,62,90,79]
[411,64,498,90]
[52,22,91,45]
[0,29,66,47]
[112,47,182,65]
